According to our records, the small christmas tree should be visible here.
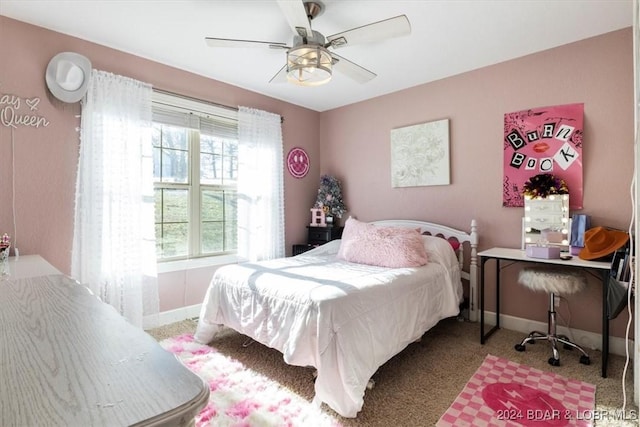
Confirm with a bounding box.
[314,175,347,218]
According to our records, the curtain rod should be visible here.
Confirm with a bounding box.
[152,88,284,123]
[153,88,238,112]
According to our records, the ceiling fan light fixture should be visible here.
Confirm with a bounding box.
[286,44,332,86]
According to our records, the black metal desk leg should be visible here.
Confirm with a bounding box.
[480,257,500,344]
[601,270,609,378]
[495,259,500,329]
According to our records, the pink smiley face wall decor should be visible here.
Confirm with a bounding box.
[287,147,310,179]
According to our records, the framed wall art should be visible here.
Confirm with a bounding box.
[390,118,450,188]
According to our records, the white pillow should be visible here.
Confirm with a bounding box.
[422,235,459,270]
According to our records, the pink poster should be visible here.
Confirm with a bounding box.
[503,103,584,209]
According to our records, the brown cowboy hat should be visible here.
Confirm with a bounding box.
[578,227,629,260]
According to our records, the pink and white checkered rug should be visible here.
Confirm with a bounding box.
[437,354,596,427]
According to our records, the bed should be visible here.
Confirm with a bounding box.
[194,219,479,418]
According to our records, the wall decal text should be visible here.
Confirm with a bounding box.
[1,92,50,129]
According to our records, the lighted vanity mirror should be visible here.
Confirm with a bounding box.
[522,194,570,250]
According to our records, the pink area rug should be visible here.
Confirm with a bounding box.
[160,333,341,427]
[437,354,596,427]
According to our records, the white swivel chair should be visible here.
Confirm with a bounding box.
[514,266,590,367]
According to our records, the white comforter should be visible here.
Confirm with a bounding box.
[194,239,463,418]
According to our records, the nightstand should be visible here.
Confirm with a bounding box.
[292,244,313,256]
[307,225,344,245]
[292,226,344,255]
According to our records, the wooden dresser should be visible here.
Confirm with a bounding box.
[0,255,209,426]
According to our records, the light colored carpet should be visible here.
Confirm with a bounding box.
[147,318,637,426]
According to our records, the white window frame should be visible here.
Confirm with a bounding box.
[152,91,239,263]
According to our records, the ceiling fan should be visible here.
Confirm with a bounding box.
[204,0,411,86]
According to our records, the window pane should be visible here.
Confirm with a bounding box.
[155,188,189,259]
[158,223,189,258]
[201,221,223,253]
[200,153,222,185]
[161,189,189,222]
[202,190,223,221]
[225,190,237,220]
[200,135,222,155]
[155,224,162,255]
[154,189,162,223]
[161,125,188,151]
[200,136,237,185]
[225,193,237,251]
[161,148,188,183]
[224,140,238,184]
[153,124,189,184]
[225,220,237,251]
[223,140,237,157]
[153,147,162,182]
[225,155,237,184]
[201,189,236,253]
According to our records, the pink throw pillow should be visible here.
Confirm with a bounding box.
[337,218,428,268]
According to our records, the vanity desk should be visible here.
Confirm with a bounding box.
[1,255,209,426]
[478,247,612,377]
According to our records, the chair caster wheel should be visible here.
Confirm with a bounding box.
[514,344,526,352]
[548,357,560,366]
[579,355,591,365]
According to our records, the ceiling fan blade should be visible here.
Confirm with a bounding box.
[276,0,313,38]
[331,53,376,83]
[327,15,411,49]
[205,37,288,49]
[269,65,289,84]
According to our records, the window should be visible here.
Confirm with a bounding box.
[152,92,238,261]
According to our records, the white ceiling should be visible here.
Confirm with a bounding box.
[0,0,634,112]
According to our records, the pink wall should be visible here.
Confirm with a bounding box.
[1,16,634,339]
[319,28,634,339]
[0,16,321,310]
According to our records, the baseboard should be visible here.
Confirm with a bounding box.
[483,311,635,359]
[152,304,202,328]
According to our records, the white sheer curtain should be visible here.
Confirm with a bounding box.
[237,106,285,261]
[72,70,159,329]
